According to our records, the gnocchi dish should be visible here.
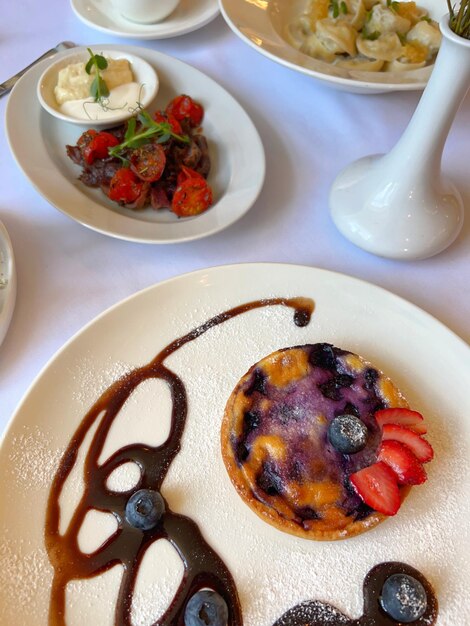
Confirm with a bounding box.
[289,0,441,72]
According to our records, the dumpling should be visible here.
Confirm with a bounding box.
[343,0,367,30]
[308,0,330,29]
[365,4,411,35]
[407,20,442,53]
[300,32,338,61]
[384,58,426,71]
[316,18,358,56]
[356,32,403,60]
[335,56,385,70]
[392,1,427,26]
[401,40,429,62]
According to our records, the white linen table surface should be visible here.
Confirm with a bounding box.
[1,0,469,429]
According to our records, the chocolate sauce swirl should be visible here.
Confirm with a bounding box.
[274,562,438,626]
[45,297,314,625]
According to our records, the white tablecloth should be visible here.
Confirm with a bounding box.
[1,0,469,429]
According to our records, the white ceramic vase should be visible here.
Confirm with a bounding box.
[329,16,470,260]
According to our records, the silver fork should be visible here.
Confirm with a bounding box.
[0,41,76,98]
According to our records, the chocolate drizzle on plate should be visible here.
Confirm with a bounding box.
[45,297,314,625]
[274,562,438,626]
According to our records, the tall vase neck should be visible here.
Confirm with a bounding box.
[384,16,470,176]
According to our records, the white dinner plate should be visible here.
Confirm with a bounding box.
[6,45,264,244]
[0,220,16,348]
[219,0,445,94]
[0,263,469,625]
[71,0,218,39]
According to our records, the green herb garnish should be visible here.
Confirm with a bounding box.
[108,110,189,163]
[397,31,408,44]
[362,30,381,40]
[448,0,470,38]
[340,2,348,14]
[329,0,340,18]
[85,48,110,103]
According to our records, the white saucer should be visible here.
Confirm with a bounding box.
[0,221,16,348]
[71,0,219,39]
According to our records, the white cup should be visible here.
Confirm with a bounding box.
[113,0,180,23]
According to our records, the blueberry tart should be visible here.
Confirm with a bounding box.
[221,343,433,540]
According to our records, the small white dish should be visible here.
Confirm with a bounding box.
[70,0,218,40]
[0,221,16,348]
[7,45,265,244]
[37,49,158,127]
[113,0,180,23]
[219,0,445,94]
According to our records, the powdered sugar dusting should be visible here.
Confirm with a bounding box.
[8,426,63,489]
[69,355,133,408]
[0,536,51,623]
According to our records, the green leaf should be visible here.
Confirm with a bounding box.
[137,110,155,128]
[98,76,109,98]
[125,117,136,142]
[156,133,171,144]
[85,57,94,75]
[90,77,99,99]
[95,54,108,70]
[340,1,348,14]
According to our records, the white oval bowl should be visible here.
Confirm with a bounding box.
[219,0,445,94]
[37,48,159,126]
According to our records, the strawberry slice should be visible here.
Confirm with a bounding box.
[349,462,401,516]
[375,407,427,434]
[378,440,427,485]
[382,424,434,463]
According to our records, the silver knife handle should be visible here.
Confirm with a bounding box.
[0,41,75,98]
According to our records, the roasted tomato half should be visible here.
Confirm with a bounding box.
[153,110,183,136]
[129,143,167,182]
[79,131,119,165]
[108,168,143,204]
[176,165,206,187]
[171,178,213,217]
[166,95,204,128]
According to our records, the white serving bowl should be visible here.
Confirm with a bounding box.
[37,48,159,126]
[219,0,445,94]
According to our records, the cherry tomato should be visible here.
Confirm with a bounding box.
[129,143,166,182]
[108,168,143,204]
[166,95,204,127]
[171,178,213,217]
[153,110,183,136]
[77,129,98,150]
[176,165,205,187]
[82,132,119,165]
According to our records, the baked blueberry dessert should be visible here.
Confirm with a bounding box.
[221,343,433,540]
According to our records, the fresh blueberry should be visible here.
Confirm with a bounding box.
[328,414,368,454]
[184,589,228,626]
[380,573,427,623]
[125,489,165,531]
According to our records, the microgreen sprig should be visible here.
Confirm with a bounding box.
[108,110,190,164]
[448,0,470,38]
[85,48,110,103]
